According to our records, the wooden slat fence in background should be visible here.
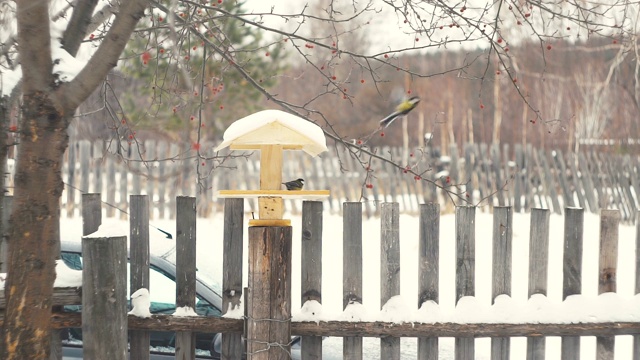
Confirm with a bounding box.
[7,140,639,221]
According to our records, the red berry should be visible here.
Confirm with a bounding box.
[219,105,224,109]
[415,38,419,42]
[9,125,17,132]
[384,54,389,58]
[446,176,451,183]
[331,76,337,80]
[546,45,552,50]
[192,142,201,150]
[172,107,177,113]
[480,104,485,109]
[380,132,385,137]
[496,70,501,75]
[360,79,365,83]
[121,118,126,124]
[407,90,412,94]
[218,0,222,3]
[194,91,198,96]
[265,52,270,56]
[185,55,190,60]
[497,38,503,43]
[89,34,94,40]
[193,46,197,50]
[525,13,531,17]
[357,140,363,145]
[410,153,414,157]
[190,115,195,121]
[158,16,163,22]
[128,134,134,139]
[159,48,165,53]
[141,51,151,63]
[414,175,421,180]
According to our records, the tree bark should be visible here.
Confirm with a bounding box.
[3,92,68,359]
[2,0,148,358]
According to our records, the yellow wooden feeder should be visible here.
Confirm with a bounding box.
[214,110,330,226]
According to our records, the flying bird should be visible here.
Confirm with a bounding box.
[379,96,421,128]
[282,178,304,190]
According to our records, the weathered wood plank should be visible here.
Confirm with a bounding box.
[381,202,400,359]
[301,201,323,360]
[82,235,128,359]
[222,198,245,360]
[175,196,197,360]
[82,193,102,236]
[418,203,439,360]
[491,206,512,360]
[597,210,620,359]
[343,202,363,360]
[7,312,640,337]
[527,208,550,360]
[562,207,584,360]
[247,226,292,360]
[130,195,150,360]
[455,206,475,360]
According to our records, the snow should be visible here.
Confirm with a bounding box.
[214,109,328,157]
[0,260,82,289]
[54,259,82,287]
[173,306,199,317]
[129,288,152,318]
[84,219,128,238]
[293,300,325,322]
[222,302,245,319]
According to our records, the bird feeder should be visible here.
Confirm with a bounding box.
[214,110,330,226]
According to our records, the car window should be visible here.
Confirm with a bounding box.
[60,251,220,316]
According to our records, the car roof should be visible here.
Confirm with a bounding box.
[60,241,223,311]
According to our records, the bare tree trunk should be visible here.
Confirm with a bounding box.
[4,92,68,359]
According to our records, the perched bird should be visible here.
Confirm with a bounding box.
[379,96,421,128]
[282,178,304,190]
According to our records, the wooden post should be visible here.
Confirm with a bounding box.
[130,195,150,360]
[82,194,102,236]
[175,196,196,360]
[491,206,512,360]
[301,201,323,359]
[380,203,400,359]
[80,140,90,194]
[562,207,583,360]
[343,202,363,360]
[418,203,439,360]
[597,209,620,359]
[634,210,640,360]
[455,206,475,360]
[247,225,292,360]
[222,198,245,359]
[81,235,128,359]
[527,208,550,360]
[258,145,284,220]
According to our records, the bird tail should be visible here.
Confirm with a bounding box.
[379,110,401,128]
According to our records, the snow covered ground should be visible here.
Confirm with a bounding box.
[60,208,639,359]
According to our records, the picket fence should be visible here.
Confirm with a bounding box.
[1,194,639,360]
[14,140,635,221]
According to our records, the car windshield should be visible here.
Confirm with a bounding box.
[60,250,221,357]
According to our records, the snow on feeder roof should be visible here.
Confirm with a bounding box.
[214,109,328,157]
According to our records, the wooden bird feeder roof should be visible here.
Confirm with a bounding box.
[214,109,330,226]
[214,109,327,157]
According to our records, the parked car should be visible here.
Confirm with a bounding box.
[59,241,302,359]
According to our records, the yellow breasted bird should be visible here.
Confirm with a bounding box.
[379,96,421,128]
[282,178,304,190]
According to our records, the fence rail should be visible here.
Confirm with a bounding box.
[2,194,639,359]
[5,140,637,221]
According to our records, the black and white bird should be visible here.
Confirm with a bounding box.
[379,96,421,128]
[282,178,304,190]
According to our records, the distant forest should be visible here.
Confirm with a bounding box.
[73,38,638,154]
[272,37,639,154]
